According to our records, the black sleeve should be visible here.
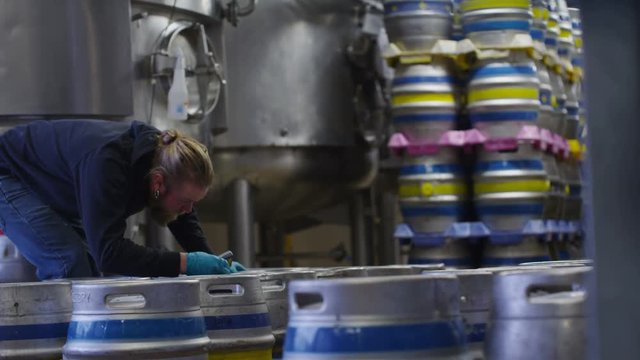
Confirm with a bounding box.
[74,149,181,277]
[167,207,213,253]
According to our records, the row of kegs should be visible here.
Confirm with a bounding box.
[0,262,592,359]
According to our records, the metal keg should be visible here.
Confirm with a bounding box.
[392,60,458,144]
[195,274,274,359]
[467,51,540,138]
[569,8,584,74]
[482,235,550,266]
[409,238,474,268]
[536,60,555,132]
[0,282,71,359]
[485,267,590,359]
[0,233,37,282]
[474,144,561,233]
[461,0,532,49]
[398,148,466,234]
[259,270,317,359]
[63,279,209,359]
[383,0,454,51]
[452,0,464,41]
[439,270,493,360]
[563,81,580,138]
[530,0,548,47]
[284,275,465,359]
[558,156,582,222]
[549,69,567,134]
[545,0,560,52]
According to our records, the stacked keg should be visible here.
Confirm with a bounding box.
[0,281,72,359]
[283,274,466,359]
[385,1,477,267]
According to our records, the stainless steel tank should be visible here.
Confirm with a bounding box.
[0,233,37,282]
[63,278,209,359]
[284,275,465,359]
[0,0,132,118]
[207,0,378,221]
[485,267,590,359]
[192,274,274,359]
[0,282,72,359]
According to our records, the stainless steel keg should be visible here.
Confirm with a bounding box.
[461,0,532,48]
[0,282,72,359]
[485,267,590,359]
[63,278,209,359]
[284,275,465,359]
[409,237,474,268]
[383,0,454,51]
[482,236,550,267]
[194,274,274,359]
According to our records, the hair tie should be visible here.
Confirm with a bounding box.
[161,130,178,145]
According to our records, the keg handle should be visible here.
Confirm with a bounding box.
[293,292,325,312]
[527,284,586,304]
[261,279,285,292]
[207,284,245,297]
[105,293,147,310]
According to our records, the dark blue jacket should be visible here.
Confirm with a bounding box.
[0,119,212,277]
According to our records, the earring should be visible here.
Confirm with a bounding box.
[154,189,160,199]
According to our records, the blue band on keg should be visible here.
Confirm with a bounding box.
[540,89,552,106]
[476,204,544,216]
[67,317,206,340]
[572,58,583,66]
[400,163,462,176]
[556,98,566,109]
[0,322,68,341]
[530,29,545,40]
[393,113,457,123]
[285,320,465,353]
[463,20,530,34]
[482,255,551,266]
[566,107,579,116]
[384,1,452,16]
[475,159,544,172]
[409,257,473,267]
[401,205,464,217]
[471,65,536,78]
[205,313,271,331]
[469,111,538,122]
[557,48,571,57]
[466,323,487,343]
[545,37,558,46]
[393,76,455,86]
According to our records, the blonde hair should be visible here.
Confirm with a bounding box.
[151,129,214,188]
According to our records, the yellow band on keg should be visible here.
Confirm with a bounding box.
[474,179,551,194]
[574,37,583,48]
[548,19,559,28]
[468,88,539,103]
[391,93,455,106]
[560,28,572,38]
[209,348,272,360]
[532,7,549,21]
[461,0,529,12]
[399,182,465,198]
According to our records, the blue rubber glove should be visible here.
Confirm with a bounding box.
[230,261,247,272]
[186,252,232,275]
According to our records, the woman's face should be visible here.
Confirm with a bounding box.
[149,179,208,225]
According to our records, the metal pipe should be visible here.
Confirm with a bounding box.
[227,178,256,267]
[349,192,368,266]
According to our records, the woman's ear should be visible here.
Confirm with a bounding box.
[150,171,166,194]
